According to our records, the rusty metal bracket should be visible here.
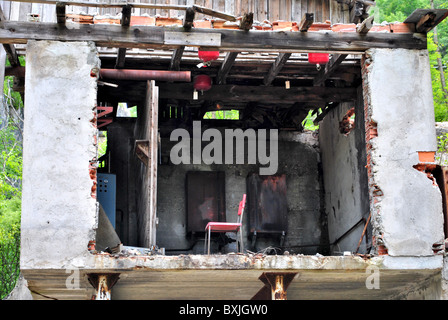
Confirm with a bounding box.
[135,139,150,166]
[88,273,120,300]
[252,272,297,300]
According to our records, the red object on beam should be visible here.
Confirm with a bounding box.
[194,74,212,92]
[308,53,330,65]
[99,69,191,82]
[198,50,220,63]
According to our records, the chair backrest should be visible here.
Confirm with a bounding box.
[237,194,246,223]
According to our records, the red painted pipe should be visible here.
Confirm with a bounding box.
[99,69,191,82]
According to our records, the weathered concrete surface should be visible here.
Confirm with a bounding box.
[319,100,370,255]
[21,40,100,269]
[21,254,443,300]
[363,48,444,257]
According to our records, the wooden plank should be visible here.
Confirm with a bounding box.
[157,83,358,104]
[313,53,348,86]
[264,52,291,86]
[0,21,428,52]
[404,9,448,33]
[164,30,221,46]
[216,51,238,84]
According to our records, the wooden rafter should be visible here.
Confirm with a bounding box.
[313,54,349,87]
[169,7,195,71]
[264,53,291,86]
[115,4,131,69]
[356,16,374,34]
[216,52,238,85]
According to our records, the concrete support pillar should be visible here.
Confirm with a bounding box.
[21,40,100,269]
[361,48,444,257]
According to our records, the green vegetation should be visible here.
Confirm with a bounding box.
[203,109,240,120]
[373,0,448,121]
[0,70,23,299]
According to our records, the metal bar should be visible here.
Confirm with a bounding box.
[99,69,191,82]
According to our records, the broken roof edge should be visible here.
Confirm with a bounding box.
[86,252,444,272]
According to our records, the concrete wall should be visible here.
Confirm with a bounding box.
[362,48,444,257]
[155,130,326,255]
[20,40,100,269]
[319,97,370,255]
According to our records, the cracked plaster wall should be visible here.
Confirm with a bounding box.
[362,48,444,257]
[20,40,100,269]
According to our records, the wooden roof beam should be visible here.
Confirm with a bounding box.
[0,21,428,52]
[264,53,291,86]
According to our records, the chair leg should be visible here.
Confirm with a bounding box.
[208,228,211,255]
[239,230,244,253]
[204,229,207,254]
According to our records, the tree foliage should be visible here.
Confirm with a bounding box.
[0,63,23,299]
[373,0,448,121]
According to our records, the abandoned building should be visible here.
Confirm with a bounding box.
[2,0,448,300]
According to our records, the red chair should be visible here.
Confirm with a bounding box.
[204,194,246,255]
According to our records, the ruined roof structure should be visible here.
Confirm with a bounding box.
[3,0,448,303]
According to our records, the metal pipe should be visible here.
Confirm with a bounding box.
[99,69,191,82]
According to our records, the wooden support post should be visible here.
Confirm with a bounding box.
[88,273,120,300]
[298,13,314,32]
[56,2,66,25]
[216,52,238,85]
[264,52,291,86]
[115,4,132,69]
